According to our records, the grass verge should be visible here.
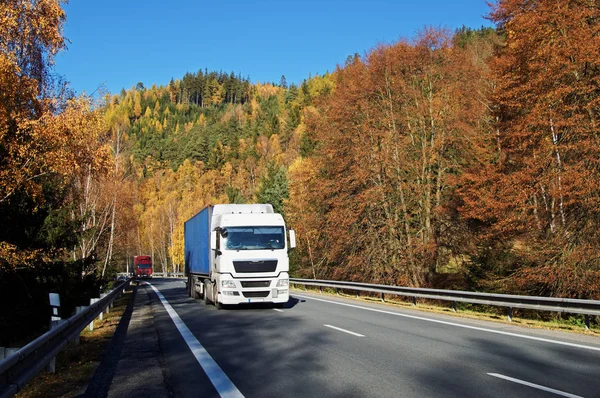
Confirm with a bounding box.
[292,286,600,337]
[15,286,135,398]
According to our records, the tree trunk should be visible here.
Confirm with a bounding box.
[102,126,123,278]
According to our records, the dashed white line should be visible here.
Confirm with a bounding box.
[293,293,600,352]
[272,308,284,312]
[324,324,365,337]
[487,373,584,398]
[146,282,244,398]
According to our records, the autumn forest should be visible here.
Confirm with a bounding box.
[2,0,600,343]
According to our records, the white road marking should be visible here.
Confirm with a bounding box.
[293,294,600,352]
[146,282,244,398]
[324,324,365,337]
[487,373,584,398]
[272,308,284,312]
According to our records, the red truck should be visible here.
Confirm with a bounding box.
[134,255,153,278]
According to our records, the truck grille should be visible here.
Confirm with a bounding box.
[241,281,271,288]
[242,291,270,298]
[233,260,277,273]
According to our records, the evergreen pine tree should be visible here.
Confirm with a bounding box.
[256,162,289,215]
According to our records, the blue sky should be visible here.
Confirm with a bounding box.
[54,0,494,96]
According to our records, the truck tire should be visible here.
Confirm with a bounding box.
[191,276,200,299]
[198,280,205,300]
[204,281,211,305]
[214,289,223,310]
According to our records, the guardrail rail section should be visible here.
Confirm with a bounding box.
[290,278,600,328]
[0,279,132,398]
[150,272,185,278]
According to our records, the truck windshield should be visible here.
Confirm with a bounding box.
[224,226,285,250]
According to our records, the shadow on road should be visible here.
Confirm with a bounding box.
[148,278,365,397]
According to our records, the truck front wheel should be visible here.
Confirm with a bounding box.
[213,288,222,309]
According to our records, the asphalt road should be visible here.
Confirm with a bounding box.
[123,278,600,398]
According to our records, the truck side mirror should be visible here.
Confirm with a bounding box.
[289,229,296,250]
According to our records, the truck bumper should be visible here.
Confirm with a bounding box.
[218,288,289,305]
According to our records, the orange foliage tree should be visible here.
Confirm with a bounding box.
[460,0,600,298]
[0,1,113,272]
[0,0,67,204]
[296,29,490,286]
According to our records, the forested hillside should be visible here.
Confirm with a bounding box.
[103,0,600,301]
[105,69,334,273]
[2,0,600,345]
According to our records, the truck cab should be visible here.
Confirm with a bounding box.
[134,255,153,279]
[211,211,292,305]
[185,204,295,308]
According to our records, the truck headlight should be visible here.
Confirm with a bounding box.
[276,279,289,287]
[221,280,236,288]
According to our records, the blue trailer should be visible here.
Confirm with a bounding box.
[184,206,212,277]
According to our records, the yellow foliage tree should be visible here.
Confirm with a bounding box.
[0,0,67,204]
[133,91,142,119]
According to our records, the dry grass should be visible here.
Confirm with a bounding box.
[15,288,134,398]
[293,286,600,337]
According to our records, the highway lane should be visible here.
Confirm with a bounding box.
[145,278,600,398]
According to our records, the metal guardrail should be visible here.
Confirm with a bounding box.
[0,279,132,398]
[152,272,185,278]
[290,278,600,327]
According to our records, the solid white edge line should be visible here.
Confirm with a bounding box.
[145,282,244,398]
[272,308,284,312]
[293,293,600,352]
[324,324,365,337]
[487,373,584,398]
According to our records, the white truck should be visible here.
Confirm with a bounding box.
[184,204,295,308]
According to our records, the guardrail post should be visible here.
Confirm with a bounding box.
[452,301,457,312]
[4,347,18,359]
[49,292,61,321]
[336,288,339,295]
[381,293,385,303]
[507,307,513,322]
[584,315,590,331]
[89,298,99,330]
[412,296,417,306]
[74,306,85,344]
[99,293,107,320]
[47,319,63,373]
[356,291,360,298]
